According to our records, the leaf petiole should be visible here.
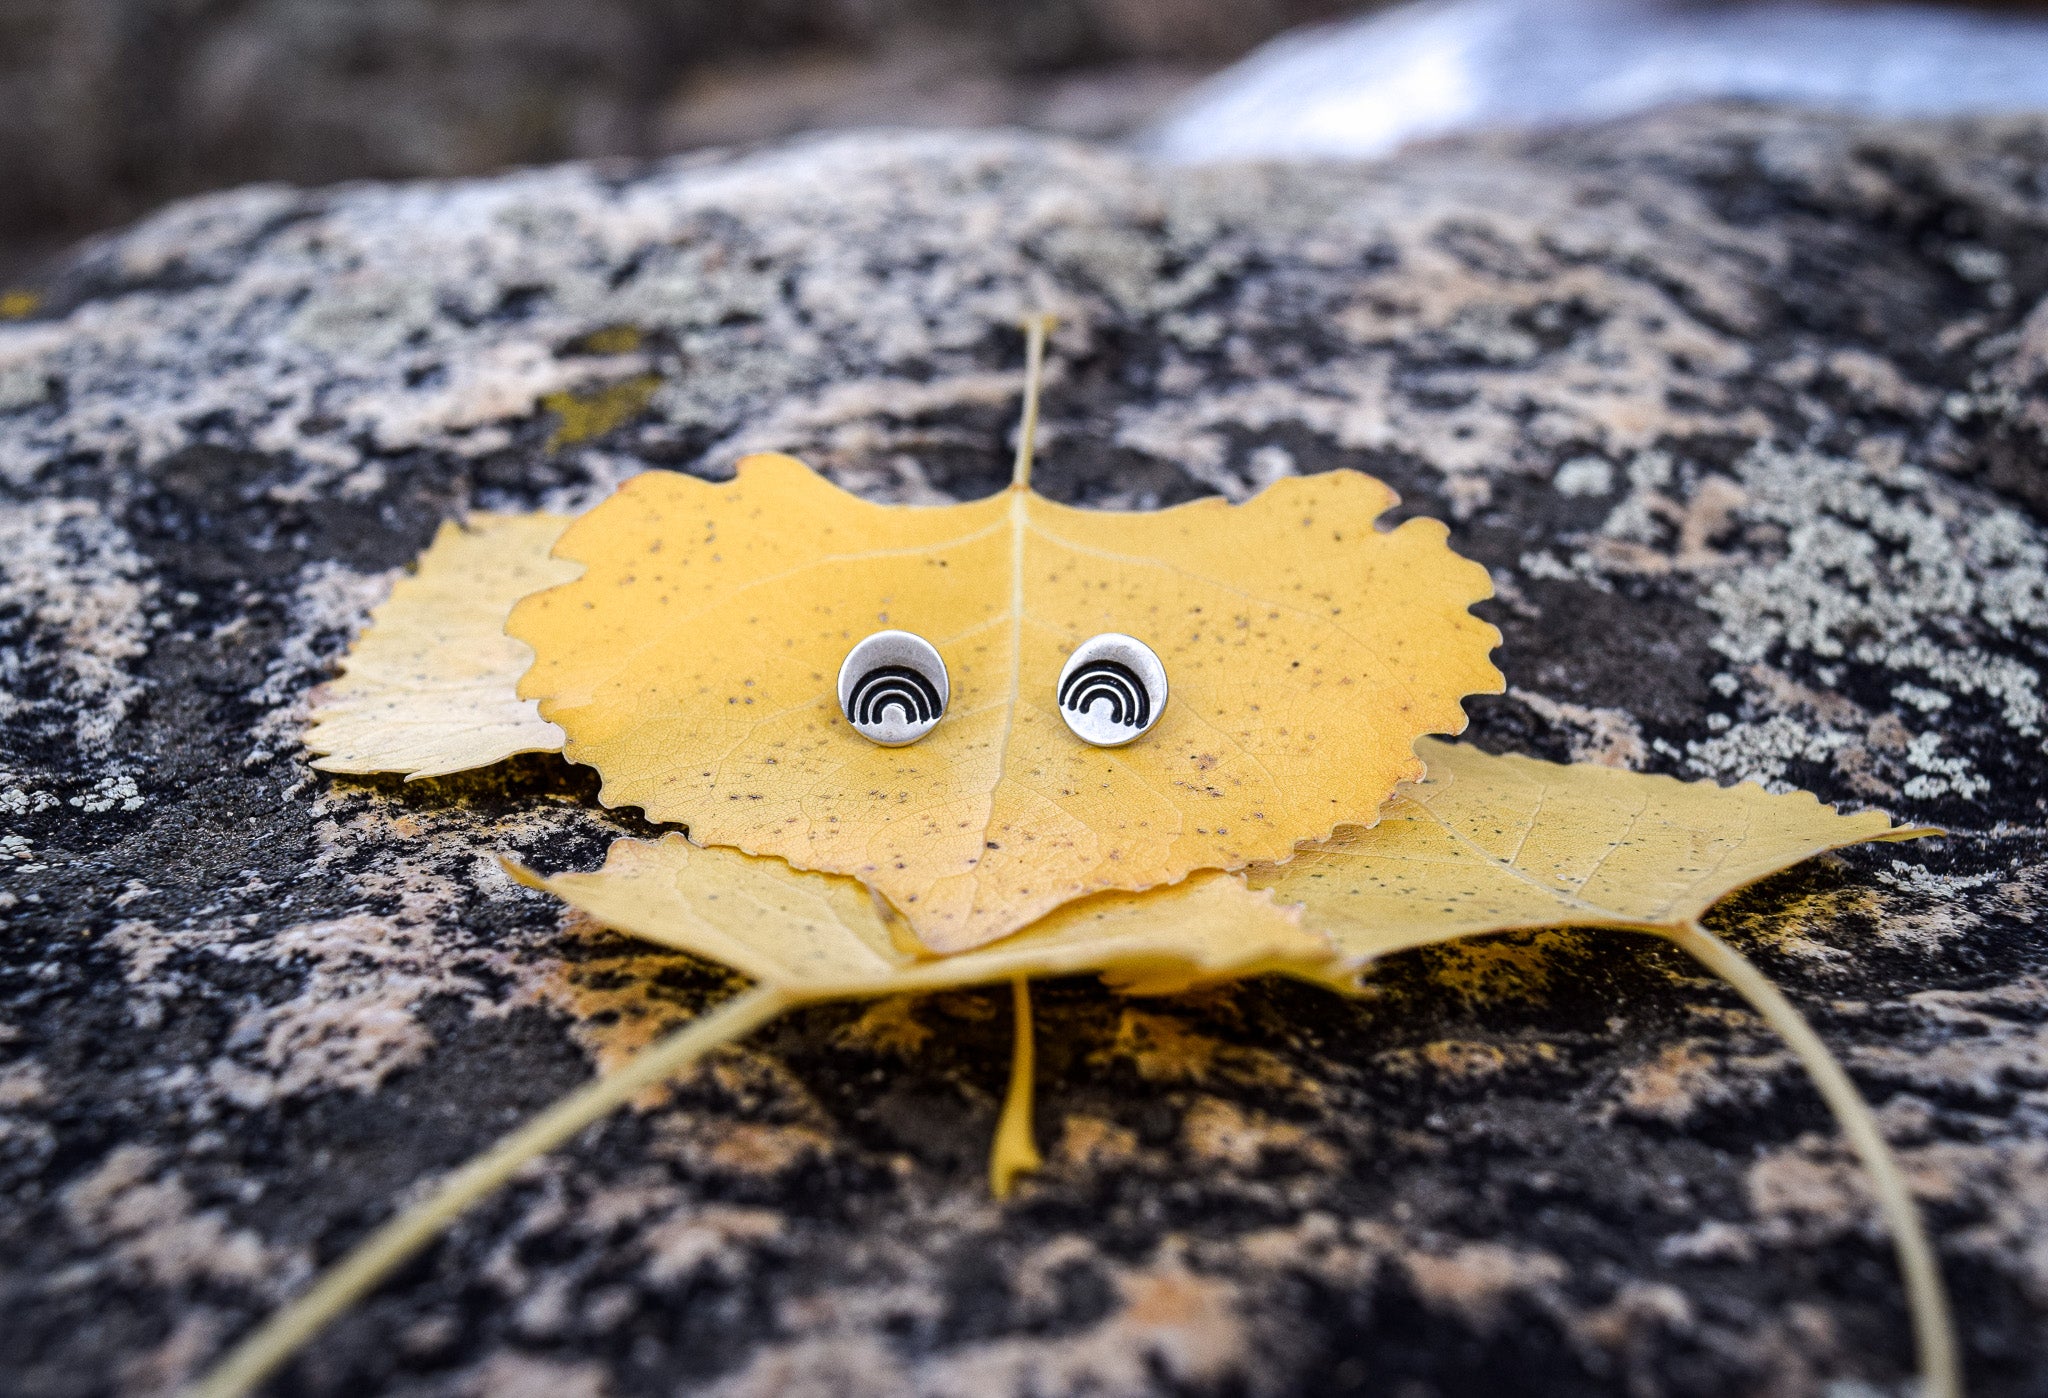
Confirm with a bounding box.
[1011,313,1053,491]
[1660,919,1960,1398]
[990,976,1044,1196]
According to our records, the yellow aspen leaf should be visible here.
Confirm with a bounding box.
[307,513,578,780]
[510,454,1502,953]
[505,833,1332,1002]
[1249,738,1936,982]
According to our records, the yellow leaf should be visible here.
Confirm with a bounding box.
[1250,739,1936,983]
[506,833,1332,1001]
[511,454,1501,952]
[307,513,579,780]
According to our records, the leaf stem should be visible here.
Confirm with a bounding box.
[1662,920,1959,1398]
[186,984,791,1398]
[990,976,1043,1196]
[1012,314,1054,491]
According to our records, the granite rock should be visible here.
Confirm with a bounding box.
[2,106,2047,1396]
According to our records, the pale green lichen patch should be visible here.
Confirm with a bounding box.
[1691,444,2047,797]
[1526,436,2048,802]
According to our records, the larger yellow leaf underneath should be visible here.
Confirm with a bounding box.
[510,835,1331,1000]
[1251,739,1935,982]
[511,455,1502,952]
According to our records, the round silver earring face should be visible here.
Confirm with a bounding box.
[1057,633,1168,747]
[838,630,949,746]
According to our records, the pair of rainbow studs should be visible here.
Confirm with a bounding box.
[837,630,1168,749]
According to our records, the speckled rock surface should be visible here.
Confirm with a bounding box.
[3,107,2047,1397]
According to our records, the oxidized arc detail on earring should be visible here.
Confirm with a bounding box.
[1058,633,1168,747]
[838,630,949,746]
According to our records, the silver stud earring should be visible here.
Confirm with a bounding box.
[1057,633,1167,747]
[838,630,949,746]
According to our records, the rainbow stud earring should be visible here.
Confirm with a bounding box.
[1057,633,1167,747]
[838,630,949,746]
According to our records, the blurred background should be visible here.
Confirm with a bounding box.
[6,0,2048,284]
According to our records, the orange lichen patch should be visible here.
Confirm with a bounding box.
[1053,1113,1141,1170]
[524,935,718,1078]
[0,289,40,320]
[1179,1096,1339,1172]
[1410,930,1599,1008]
[1747,1146,1875,1221]
[832,997,935,1056]
[1423,1038,1556,1077]
[1095,1009,1305,1094]
[1403,1243,1568,1332]
[1106,1263,1250,1385]
[1610,1041,1747,1125]
[512,453,1501,951]
[701,1122,837,1177]
[1374,1038,1561,1084]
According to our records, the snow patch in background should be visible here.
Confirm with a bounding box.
[1148,0,2048,163]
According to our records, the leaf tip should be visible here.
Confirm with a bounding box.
[1877,823,1946,843]
[498,854,552,892]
